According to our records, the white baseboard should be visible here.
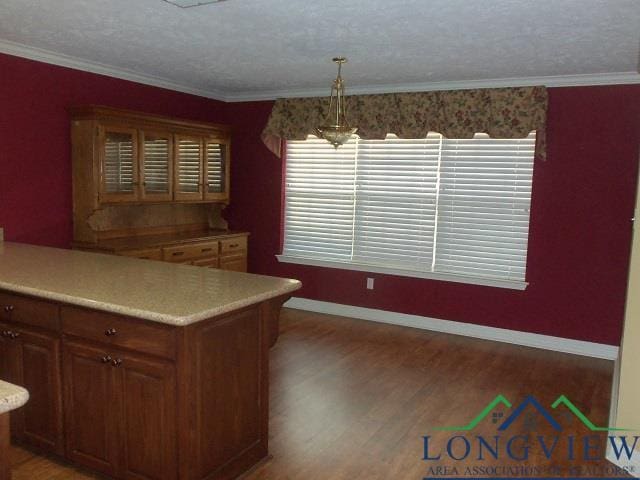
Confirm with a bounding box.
[284,297,619,360]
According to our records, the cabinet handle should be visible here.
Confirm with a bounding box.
[9,332,20,339]
[3,305,14,313]
[101,355,112,364]
[111,358,122,367]
[201,247,213,252]
[229,244,239,248]
[1,330,10,338]
[172,251,185,257]
[105,328,117,337]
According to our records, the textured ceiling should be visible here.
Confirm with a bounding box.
[0,0,639,100]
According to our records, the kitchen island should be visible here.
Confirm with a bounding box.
[0,242,301,480]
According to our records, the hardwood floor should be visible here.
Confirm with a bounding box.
[10,308,621,479]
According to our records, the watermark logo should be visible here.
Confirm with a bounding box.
[422,394,637,479]
[435,394,628,432]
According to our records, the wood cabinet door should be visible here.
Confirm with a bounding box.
[219,254,247,272]
[174,135,203,201]
[116,353,177,480]
[63,341,119,477]
[99,126,140,203]
[13,327,64,455]
[141,130,173,202]
[203,138,229,202]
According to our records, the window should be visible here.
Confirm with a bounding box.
[279,132,536,289]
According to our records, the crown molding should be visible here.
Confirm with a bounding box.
[0,39,227,101]
[1,38,639,103]
[224,71,640,101]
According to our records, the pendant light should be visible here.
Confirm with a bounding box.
[316,57,358,148]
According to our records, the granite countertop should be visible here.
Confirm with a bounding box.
[0,242,301,326]
[0,380,28,414]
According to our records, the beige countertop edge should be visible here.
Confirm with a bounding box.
[0,380,29,415]
[0,280,301,327]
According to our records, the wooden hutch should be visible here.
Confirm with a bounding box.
[70,106,248,271]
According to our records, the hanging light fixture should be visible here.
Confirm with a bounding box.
[316,57,358,148]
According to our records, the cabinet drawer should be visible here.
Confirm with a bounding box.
[0,291,60,331]
[220,236,247,254]
[162,240,219,262]
[192,257,219,268]
[61,306,176,360]
[118,248,162,261]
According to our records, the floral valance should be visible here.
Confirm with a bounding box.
[262,86,548,160]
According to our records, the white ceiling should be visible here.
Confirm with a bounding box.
[0,0,639,101]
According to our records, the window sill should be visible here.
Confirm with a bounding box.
[276,255,528,291]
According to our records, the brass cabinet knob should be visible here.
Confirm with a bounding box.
[9,331,20,339]
[100,355,112,364]
[3,305,14,313]
[105,328,117,337]
[1,330,10,338]
[111,358,122,367]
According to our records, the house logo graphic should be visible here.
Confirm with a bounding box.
[421,394,638,479]
[434,394,628,432]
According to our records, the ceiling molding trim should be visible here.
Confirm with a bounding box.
[223,71,640,102]
[0,39,227,101]
[1,38,638,104]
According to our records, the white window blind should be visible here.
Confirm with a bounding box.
[353,136,441,270]
[435,134,535,281]
[285,136,357,261]
[282,132,536,287]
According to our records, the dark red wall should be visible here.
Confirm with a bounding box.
[0,53,228,247]
[1,51,638,345]
[226,86,640,346]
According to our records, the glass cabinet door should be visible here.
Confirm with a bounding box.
[141,131,172,201]
[204,139,229,202]
[100,127,139,202]
[174,135,203,200]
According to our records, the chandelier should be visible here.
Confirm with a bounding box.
[315,57,358,148]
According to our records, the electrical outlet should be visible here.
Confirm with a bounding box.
[366,277,374,290]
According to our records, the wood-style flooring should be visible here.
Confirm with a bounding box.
[9,308,621,479]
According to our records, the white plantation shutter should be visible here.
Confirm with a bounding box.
[434,133,535,280]
[206,142,225,193]
[143,136,170,193]
[177,139,202,193]
[284,137,357,261]
[104,132,134,193]
[282,132,536,287]
[353,136,441,270]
